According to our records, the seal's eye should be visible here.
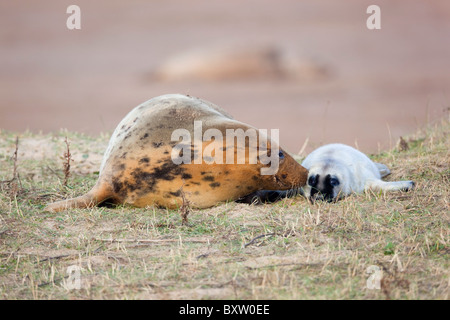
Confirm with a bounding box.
[308,175,318,186]
[278,151,285,159]
[329,177,340,187]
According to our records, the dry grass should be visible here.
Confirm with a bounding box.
[0,119,448,300]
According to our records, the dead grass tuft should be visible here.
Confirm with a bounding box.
[179,185,191,225]
[61,137,73,188]
[0,136,22,198]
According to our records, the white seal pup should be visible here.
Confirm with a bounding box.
[301,143,415,201]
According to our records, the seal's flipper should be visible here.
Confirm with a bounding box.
[374,162,391,178]
[365,179,415,192]
[44,183,113,213]
[236,188,302,205]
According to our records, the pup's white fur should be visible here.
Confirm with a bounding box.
[301,144,415,201]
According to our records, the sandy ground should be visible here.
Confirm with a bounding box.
[1,0,449,155]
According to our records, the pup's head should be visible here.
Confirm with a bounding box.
[301,163,350,202]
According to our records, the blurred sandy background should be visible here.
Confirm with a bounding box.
[1,0,449,155]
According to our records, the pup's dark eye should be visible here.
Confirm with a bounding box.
[308,175,318,186]
[278,151,285,159]
[329,177,340,187]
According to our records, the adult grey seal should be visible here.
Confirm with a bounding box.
[45,94,308,211]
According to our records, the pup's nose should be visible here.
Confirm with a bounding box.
[310,191,335,203]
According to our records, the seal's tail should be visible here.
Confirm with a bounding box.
[44,183,112,213]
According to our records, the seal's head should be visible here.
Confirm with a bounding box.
[267,148,308,190]
[301,160,350,202]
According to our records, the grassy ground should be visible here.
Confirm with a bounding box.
[0,118,448,300]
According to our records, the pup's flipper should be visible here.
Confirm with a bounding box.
[365,179,415,192]
[374,162,391,178]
